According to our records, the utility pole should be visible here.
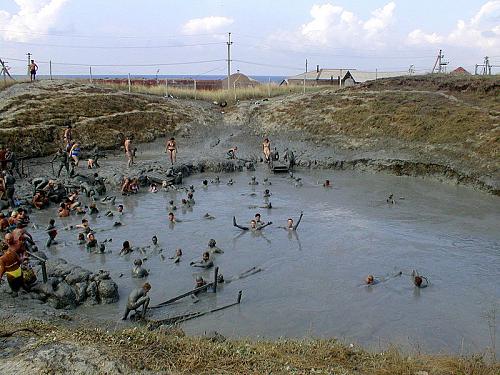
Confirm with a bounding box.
[49,60,53,80]
[475,56,497,75]
[26,52,31,77]
[226,32,232,90]
[303,58,307,94]
[0,58,15,82]
[432,49,448,73]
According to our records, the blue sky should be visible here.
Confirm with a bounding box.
[1,1,499,76]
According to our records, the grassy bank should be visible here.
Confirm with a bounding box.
[98,81,329,103]
[0,319,498,375]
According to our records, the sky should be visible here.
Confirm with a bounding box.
[0,0,499,77]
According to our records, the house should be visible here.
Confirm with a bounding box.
[221,72,260,89]
[286,66,352,86]
[451,67,470,75]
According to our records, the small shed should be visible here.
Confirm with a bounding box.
[451,67,470,75]
[221,72,259,89]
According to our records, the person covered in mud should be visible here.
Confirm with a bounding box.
[86,233,99,252]
[207,239,223,254]
[166,137,177,165]
[412,270,429,288]
[122,282,151,320]
[63,123,72,144]
[168,200,177,211]
[0,213,9,232]
[233,216,272,231]
[0,242,24,295]
[77,233,86,245]
[87,202,98,215]
[323,179,331,187]
[5,148,22,179]
[169,248,183,263]
[280,211,304,231]
[190,251,214,268]
[262,138,271,162]
[52,148,71,177]
[132,259,149,278]
[187,192,195,205]
[263,189,271,198]
[3,170,16,209]
[226,146,238,160]
[46,219,58,247]
[168,212,181,224]
[248,176,259,185]
[120,241,133,256]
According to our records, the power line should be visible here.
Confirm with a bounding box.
[232,59,303,71]
[3,40,226,49]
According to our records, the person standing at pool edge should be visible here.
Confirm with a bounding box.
[166,137,177,165]
[125,136,134,167]
[122,283,151,320]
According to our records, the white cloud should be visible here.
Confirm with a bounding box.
[0,0,69,42]
[181,16,234,35]
[270,2,396,50]
[406,0,500,50]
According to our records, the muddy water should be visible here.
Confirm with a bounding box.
[30,168,500,355]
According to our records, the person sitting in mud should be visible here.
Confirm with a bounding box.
[120,241,133,256]
[249,176,259,185]
[412,270,429,288]
[86,233,99,252]
[32,191,49,210]
[168,200,177,211]
[166,137,177,165]
[132,259,149,278]
[47,182,67,204]
[21,257,37,287]
[262,138,271,162]
[46,219,58,247]
[187,192,195,205]
[0,213,9,232]
[263,189,271,198]
[121,178,131,195]
[66,190,81,210]
[226,146,238,160]
[52,148,71,177]
[58,202,70,218]
[233,216,272,231]
[149,183,158,193]
[202,179,208,188]
[169,248,183,263]
[280,211,304,231]
[207,239,224,254]
[122,282,151,320]
[89,202,99,215]
[323,179,331,187]
[190,251,214,269]
[191,276,208,300]
[77,233,86,245]
[129,178,139,194]
[0,245,24,295]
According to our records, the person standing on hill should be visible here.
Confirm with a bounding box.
[29,60,38,81]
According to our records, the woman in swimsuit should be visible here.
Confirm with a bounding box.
[69,142,81,166]
[166,137,177,165]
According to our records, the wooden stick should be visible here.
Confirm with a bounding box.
[213,266,219,293]
[150,282,214,309]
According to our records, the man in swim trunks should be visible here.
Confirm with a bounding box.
[122,283,151,320]
[166,137,177,165]
[29,60,38,81]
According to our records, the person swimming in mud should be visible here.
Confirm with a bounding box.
[187,192,195,205]
[249,176,259,185]
[207,239,223,254]
[263,189,271,198]
[190,251,214,268]
[323,179,331,187]
[168,200,177,211]
[86,233,98,252]
[233,217,272,231]
[412,270,429,288]
[122,282,151,320]
[169,248,183,263]
[280,211,303,231]
[120,240,133,256]
[365,275,377,285]
[132,259,149,278]
[166,137,177,165]
[77,233,86,245]
[168,212,181,224]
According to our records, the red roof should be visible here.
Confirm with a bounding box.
[451,67,470,75]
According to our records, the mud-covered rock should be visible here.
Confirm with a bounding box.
[97,280,119,304]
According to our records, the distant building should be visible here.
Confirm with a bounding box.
[221,72,260,89]
[451,67,470,75]
[285,66,408,86]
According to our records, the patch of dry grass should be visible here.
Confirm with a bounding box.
[1,319,498,375]
[98,82,329,103]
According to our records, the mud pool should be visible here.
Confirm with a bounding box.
[29,168,500,355]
